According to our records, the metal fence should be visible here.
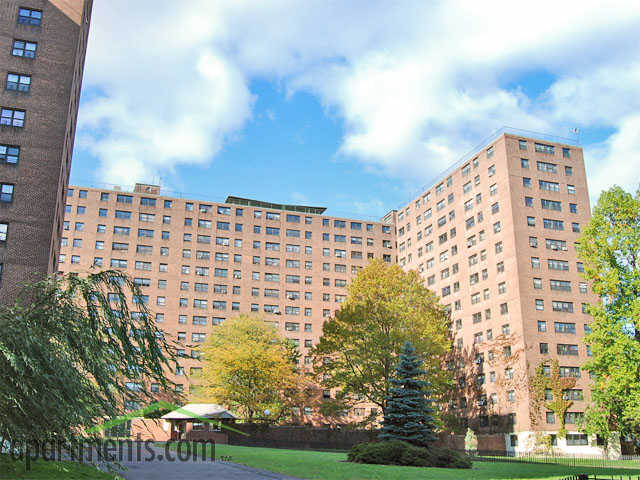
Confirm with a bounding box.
[561,475,640,480]
[470,450,640,469]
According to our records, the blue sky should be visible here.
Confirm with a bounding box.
[73,80,410,219]
[71,1,640,218]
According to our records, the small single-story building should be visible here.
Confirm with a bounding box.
[161,403,237,442]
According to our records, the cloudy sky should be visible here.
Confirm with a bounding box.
[71,0,640,218]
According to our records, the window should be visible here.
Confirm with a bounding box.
[0,144,19,165]
[539,180,560,192]
[116,194,133,204]
[523,177,531,188]
[6,73,31,92]
[543,218,564,231]
[535,299,544,310]
[541,199,562,211]
[553,301,574,313]
[550,279,572,292]
[134,261,151,271]
[555,322,576,334]
[11,39,37,58]
[564,412,584,424]
[18,7,42,25]
[566,434,588,446]
[535,142,555,154]
[565,166,573,176]
[557,344,579,356]
[538,320,547,332]
[111,259,127,268]
[520,158,529,169]
[1,108,25,127]
[537,161,557,173]
[527,216,536,227]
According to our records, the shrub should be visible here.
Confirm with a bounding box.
[348,441,472,469]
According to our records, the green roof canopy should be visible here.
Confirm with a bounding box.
[225,196,326,214]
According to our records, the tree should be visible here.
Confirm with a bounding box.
[529,360,576,438]
[577,186,640,439]
[0,271,177,452]
[464,428,478,453]
[197,314,306,422]
[378,342,437,447]
[313,260,451,412]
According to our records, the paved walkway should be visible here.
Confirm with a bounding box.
[114,445,302,480]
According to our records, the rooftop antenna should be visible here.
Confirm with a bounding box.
[571,127,580,145]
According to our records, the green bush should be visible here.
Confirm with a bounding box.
[348,441,472,469]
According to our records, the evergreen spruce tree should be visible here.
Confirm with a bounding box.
[378,341,437,447]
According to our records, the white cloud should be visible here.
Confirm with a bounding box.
[583,115,640,198]
[78,0,640,199]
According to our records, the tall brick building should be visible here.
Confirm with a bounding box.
[59,184,395,404]
[0,0,92,302]
[60,130,599,451]
[390,132,599,453]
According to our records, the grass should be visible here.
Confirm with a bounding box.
[164,442,640,479]
[0,454,122,479]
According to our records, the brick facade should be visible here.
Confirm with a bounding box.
[59,185,395,418]
[0,0,92,302]
[392,133,598,445]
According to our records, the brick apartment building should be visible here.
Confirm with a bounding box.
[389,132,600,453]
[59,131,602,453]
[0,0,92,302]
[57,126,598,454]
[0,0,606,458]
[59,184,395,405]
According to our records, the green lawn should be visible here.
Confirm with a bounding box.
[166,443,640,480]
[0,454,121,479]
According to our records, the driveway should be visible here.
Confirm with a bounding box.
[114,445,302,480]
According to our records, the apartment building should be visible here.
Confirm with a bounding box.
[60,131,599,451]
[389,132,599,453]
[0,0,92,302]
[59,184,395,408]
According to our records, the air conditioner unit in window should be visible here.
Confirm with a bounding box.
[551,245,559,250]
[562,246,568,251]
[287,295,296,300]
[477,399,487,407]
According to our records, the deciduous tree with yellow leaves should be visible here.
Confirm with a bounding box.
[313,260,452,414]
[196,314,312,422]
